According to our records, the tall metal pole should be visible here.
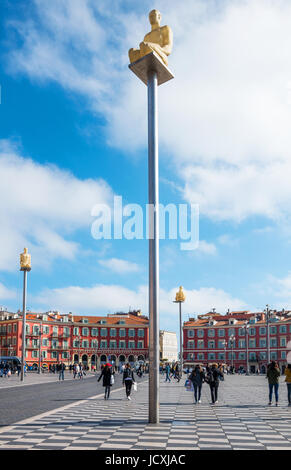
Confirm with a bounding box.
[148,70,159,424]
[179,301,183,376]
[21,270,27,382]
[38,323,42,374]
[266,305,270,365]
[245,326,249,375]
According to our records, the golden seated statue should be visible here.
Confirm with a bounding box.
[128,10,173,67]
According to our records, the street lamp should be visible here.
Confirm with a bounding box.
[222,339,227,366]
[243,322,250,375]
[173,286,186,379]
[264,305,271,365]
[37,323,42,374]
[229,335,236,372]
[20,248,31,382]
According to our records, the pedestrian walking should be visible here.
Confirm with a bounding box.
[98,363,114,400]
[78,363,84,379]
[58,362,65,381]
[123,363,135,400]
[189,364,205,404]
[267,361,280,406]
[165,363,171,382]
[205,363,224,404]
[284,363,291,406]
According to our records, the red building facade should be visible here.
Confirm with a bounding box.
[0,309,149,369]
[183,310,291,373]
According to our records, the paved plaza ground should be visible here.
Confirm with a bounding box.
[0,374,291,450]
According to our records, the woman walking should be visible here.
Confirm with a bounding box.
[98,363,113,400]
[189,364,205,404]
[267,361,280,406]
[206,363,224,404]
[284,364,291,406]
[123,363,135,400]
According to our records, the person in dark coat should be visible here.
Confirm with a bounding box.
[189,365,205,404]
[98,364,113,400]
[206,363,224,404]
[122,363,135,400]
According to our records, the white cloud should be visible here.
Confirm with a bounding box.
[6,0,291,222]
[0,283,16,300]
[196,240,217,255]
[33,283,247,325]
[98,258,140,274]
[0,140,113,271]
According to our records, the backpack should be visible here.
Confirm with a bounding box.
[124,368,132,379]
[206,369,215,384]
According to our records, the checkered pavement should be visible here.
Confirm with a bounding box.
[0,375,291,450]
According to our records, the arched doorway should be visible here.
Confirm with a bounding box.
[138,355,145,363]
[91,354,98,371]
[73,354,79,363]
[110,355,116,367]
[100,355,107,366]
[128,355,135,367]
[82,354,88,369]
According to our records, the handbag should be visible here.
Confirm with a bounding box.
[133,382,137,391]
[110,374,115,385]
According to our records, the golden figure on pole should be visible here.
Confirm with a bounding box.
[20,248,31,271]
[128,9,173,66]
[175,286,185,303]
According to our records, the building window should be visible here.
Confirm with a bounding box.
[82,328,89,336]
[249,339,256,348]
[280,337,286,347]
[73,327,79,335]
[7,324,12,333]
[228,352,236,359]
[100,340,107,349]
[137,341,144,349]
[110,329,116,337]
[218,340,226,348]
[259,351,266,360]
[279,325,287,334]
[281,351,286,359]
[138,329,144,337]
[42,338,48,347]
[259,327,266,335]
[249,328,256,336]
[208,329,215,337]
[218,329,225,337]
[208,353,215,360]
[197,340,204,349]
[238,339,245,348]
[238,328,245,336]
[62,352,69,359]
[128,340,135,349]
[119,329,126,337]
[91,340,98,348]
[270,351,277,360]
[270,326,277,335]
[187,340,194,349]
[13,323,17,333]
[43,326,49,334]
[32,350,38,358]
[119,340,126,349]
[82,340,89,348]
[110,340,117,348]
[197,329,204,337]
[238,352,246,360]
[259,338,266,348]
[100,328,107,337]
[64,327,70,337]
[91,328,98,336]
[218,353,225,360]
[270,338,277,347]
[228,328,235,337]
[249,352,256,361]
[128,329,135,337]
[187,330,194,338]
[197,353,204,360]
[51,352,57,359]
[208,340,215,349]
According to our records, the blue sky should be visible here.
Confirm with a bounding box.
[1,0,291,336]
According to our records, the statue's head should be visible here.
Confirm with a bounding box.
[149,9,161,26]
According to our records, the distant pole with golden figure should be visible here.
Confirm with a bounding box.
[129,10,174,424]
[174,287,186,379]
[20,248,31,382]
